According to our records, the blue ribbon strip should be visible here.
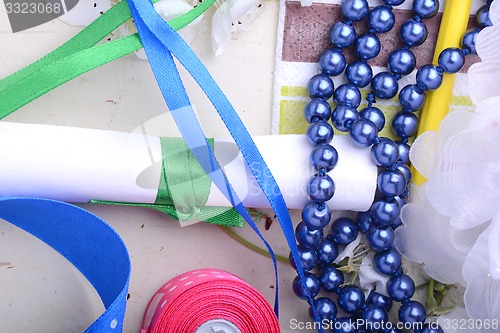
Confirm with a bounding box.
[126,0,322,327]
[0,198,130,332]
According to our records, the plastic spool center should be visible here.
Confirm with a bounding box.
[195,319,241,333]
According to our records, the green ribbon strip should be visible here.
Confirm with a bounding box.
[0,0,215,117]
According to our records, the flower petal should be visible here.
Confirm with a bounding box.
[359,252,390,297]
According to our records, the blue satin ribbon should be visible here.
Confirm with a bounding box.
[0,198,130,332]
[126,0,322,327]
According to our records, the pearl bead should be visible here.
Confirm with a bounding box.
[333,318,357,333]
[307,73,334,99]
[462,28,480,54]
[400,19,428,47]
[307,174,335,202]
[320,48,347,76]
[292,273,320,300]
[395,140,410,164]
[307,121,334,145]
[350,119,379,147]
[392,196,407,229]
[368,5,395,33]
[421,323,444,333]
[334,83,362,108]
[396,162,412,185]
[341,0,369,21]
[392,112,419,138]
[346,60,373,87]
[399,84,425,111]
[371,198,400,226]
[316,238,339,265]
[366,225,395,251]
[416,65,443,90]
[438,48,465,74]
[476,4,493,28]
[355,33,381,60]
[377,170,406,196]
[295,221,323,248]
[338,285,365,313]
[304,98,332,123]
[302,201,331,230]
[355,211,373,233]
[371,137,399,167]
[359,107,385,131]
[289,245,318,271]
[332,105,359,132]
[384,0,405,5]
[330,22,357,48]
[366,291,393,312]
[311,144,338,172]
[387,274,415,302]
[362,304,388,332]
[318,266,344,292]
[388,48,417,75]
[398,300,427,324]
[371,72,399,99]
[412,0,439,19]
[375,248,402,276]
[309,297,337,321]
[329,217,358,245]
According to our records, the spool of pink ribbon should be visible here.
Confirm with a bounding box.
[141,269,281,333]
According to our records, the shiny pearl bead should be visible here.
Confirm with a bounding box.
[374,248,402,275]
[307,73,335,99]
[395,140,410,164]
[366,225,395,251]
[304,98,332,123]
[338,285,365,313]
[371,72,399,99]
[302,201,331,230]
[350,119,379,147]
[309,297,337,321]
[366,291,393,312]
[334,83,362,108]
[400,19,428,47]
[330,22,357,48]
[346,60,373,87]
[333,318,357,333]
[398,300,427,324]
[399,84,425,111]
[320,48,347,76]
[292,273,320,300]
[416,64,443,90]
[371,137,399,167]
[362,305,388,332]
[387,274,415,302]
[355,211,373,233]
[329,217,358,245]
[295,221,324,247]
[412,0,439,19]
[421,323,444,333]
[341,0,369,21]
[307,174,335,202]
[318,266,344,292]
[332,105,359,132]
[377,170,406,196]
[462,28,480,54]
[355,33,381,60]
[371,199,400,226]
[438,48,465,74]
[392,112,419,138]
[307,121,334,145]
[359,107,385,131]
[477,4,493,28]
[316,238,339,265]
[388,48,416,75]
[384,0,405,5]
[311,144,338,172]
[289,245,318,271]
[368,5,395,33]
[396,162,412,185]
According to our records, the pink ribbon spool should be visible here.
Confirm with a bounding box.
[141,269,280,333]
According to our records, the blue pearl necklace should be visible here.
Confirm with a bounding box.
[292,0,494,332]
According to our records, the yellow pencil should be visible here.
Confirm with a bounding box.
[412,0,473,186]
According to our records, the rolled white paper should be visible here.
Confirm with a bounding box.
[0,122,376,211]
